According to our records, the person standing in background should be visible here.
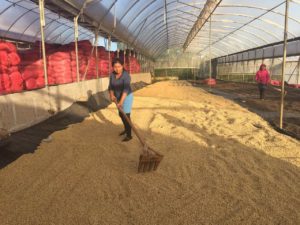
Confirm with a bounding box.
[255,64,270,100]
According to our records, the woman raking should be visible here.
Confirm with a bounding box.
[108,58,133,142]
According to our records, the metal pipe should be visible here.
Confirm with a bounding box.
[209,15,212,82]
[74,16,80,82]
[124,46,126,70]
[298,56,300,85]
[183,0,222,50]
[108,36,111,75]
[129,49,131,74]
[279,0,290,129]
[95,30,99,79]
[39,0,48,87]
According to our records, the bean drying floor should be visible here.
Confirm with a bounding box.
[191,80,300,139]
[0,81,299,225]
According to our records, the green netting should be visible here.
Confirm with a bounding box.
[154,68,198,80]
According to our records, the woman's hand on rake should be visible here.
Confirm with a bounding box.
[117,102,123,109]
[110,95,117,102]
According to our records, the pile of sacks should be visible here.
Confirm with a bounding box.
[48,51,72,84]
[0,41,23,94]
[0,40,142,96]
[270,80,281,86]
[126,56,141,74]
[117,50,141,74]
[203,78,217,86]
[19,49,45,90]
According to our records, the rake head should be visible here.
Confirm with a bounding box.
[138,147,163,173]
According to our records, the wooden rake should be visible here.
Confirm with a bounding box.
[114,101,163,173]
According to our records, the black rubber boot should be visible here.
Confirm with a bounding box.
[119,130,126,136]
[122,113,132,142]
[259,89,263,99]
[119,111,127,134]
[122,136,132,142]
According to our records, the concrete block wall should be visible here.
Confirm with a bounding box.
[0,73,151,132]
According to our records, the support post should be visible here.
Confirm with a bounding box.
[209,15,212,81]
[124,47,126,71]
[298,57,300,85]
[279,0,290,129]
[74,16,80,82]
[95,30,99,79]
[129,49,131,74]
[39,0,48,87]
[108,36,111,75]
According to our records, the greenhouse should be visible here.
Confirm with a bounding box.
[0,0,299,224]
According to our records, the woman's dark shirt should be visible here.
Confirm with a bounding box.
[108,70,132,100]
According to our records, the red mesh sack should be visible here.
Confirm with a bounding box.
[36,77,45,88]
[8,66,19,74]
[48,52,70,61]
[9,71,23,92]
[6,42,17,53]
[0,73,11,92]
[25,78,38,90]
[21,66,41,80]
[203,78,216,85]
[0,65,8,73]
[0,51,9,66]
[0,41,17,53]
[270,80,281,86]
[8,52,21,66]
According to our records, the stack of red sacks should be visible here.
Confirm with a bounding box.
[76,41,93,80]
[118,50,141,74]
[19,49,45,90]
[1,40,122,96]
[203,78,217,86]
[97,46,113,77]
[20,41,64,89]
[0,41,23,94]
[270,80,281,86]
[66,41,95,80]
[47,51,72,84]
[288,84,300,88]
[69,49,86,82]
[86,54,97,80]
[87,46,115,78]
[127,56,141,74]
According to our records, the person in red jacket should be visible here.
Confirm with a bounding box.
[255,64,270,100]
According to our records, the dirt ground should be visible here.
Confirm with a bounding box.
[0,81,299,225]
[192,81,300,139]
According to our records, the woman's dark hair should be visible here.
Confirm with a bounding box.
[259,63,266,71]
[112,58,124,67]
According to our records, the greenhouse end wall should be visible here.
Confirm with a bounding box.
[217,57,300,85]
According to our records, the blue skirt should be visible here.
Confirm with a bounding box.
[122,93,133,114]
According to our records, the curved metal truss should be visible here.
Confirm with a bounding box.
[0,0,300,59]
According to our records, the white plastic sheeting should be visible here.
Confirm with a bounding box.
[217,39,300,63]
[75,0,300,58]
[0,0,94,44]
[186,0,300,57]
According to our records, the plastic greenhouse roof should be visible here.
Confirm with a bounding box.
[0,0,300,59]
[0,0,94,44]
[187,0,300,58]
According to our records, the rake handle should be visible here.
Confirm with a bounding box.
[114,100,147,148]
